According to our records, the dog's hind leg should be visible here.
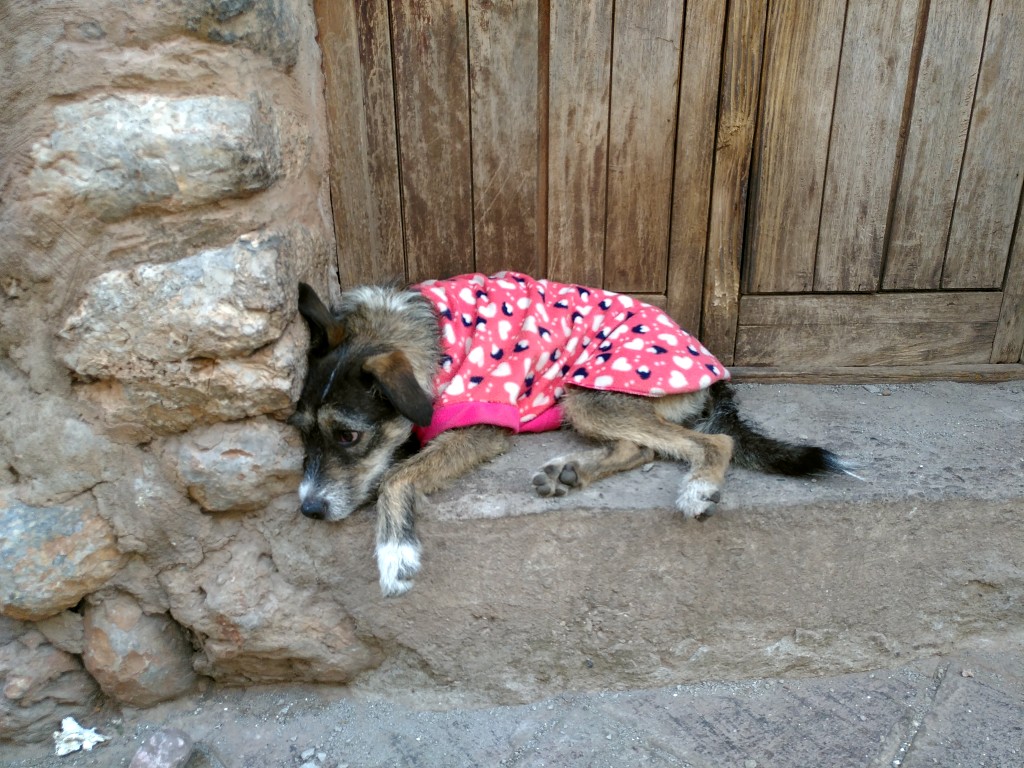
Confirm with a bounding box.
[541,388,733,519]
[375,425,510,596]
[532,440,655,497]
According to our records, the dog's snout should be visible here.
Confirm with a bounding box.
[301,496,328,519]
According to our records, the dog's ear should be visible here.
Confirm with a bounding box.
[298,282,345,357]
[363,351,433,428]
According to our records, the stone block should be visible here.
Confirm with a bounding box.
[57,231,304,437]
[162,418,302,512]
[160,537,382,685]
[0,368,125,506]
[186,0,301,70]
[81,591,198,707]
[75,321,304,439]
[60,232,296,374]
[34,611,85,655]
[0,621,101,744]
[28,95,281,221]
[0,492,125,621]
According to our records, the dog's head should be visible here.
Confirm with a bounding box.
[289,282,435,521]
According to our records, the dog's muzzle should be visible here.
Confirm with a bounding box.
[297,469,353,522]
[300,496,328,520]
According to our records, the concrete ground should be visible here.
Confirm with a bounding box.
[4,382,1023,767]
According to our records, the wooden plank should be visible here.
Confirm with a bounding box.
[629,293,668,310]
[701,0,768,365]
[665,0,727,335]
[740,291,1002,325]
[992,202,1024,362]
[546,0,613,287]
[390,0,474,282]
[603,0,686,294]
[737,322,996,367]
[315,0,404,286]
[943,0,1024,289]
[736,292,1001,367]
[882,0,988,290]
[815,0,920,292]
[731,363,1024,383]
[468,0,540,277]
[744,0,845,294]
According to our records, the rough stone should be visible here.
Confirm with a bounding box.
[81,591,199,707]
[0,491,126,621]
[60,232,297,374]
[161,418,303,512]
[129,728,194,768]
[34,611,85,655]
[74,321,305,439]
[0,367,125,506]
[0,620,102,744]
[28,95,281,222]
[55,230,305,438]
[160,536,382,685]
[185,0,301,70]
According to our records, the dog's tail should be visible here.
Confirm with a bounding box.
[697,383,857,478]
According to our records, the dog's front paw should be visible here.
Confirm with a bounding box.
[531,457,582,497]
[676,478,722,521]
[376,541,421,597]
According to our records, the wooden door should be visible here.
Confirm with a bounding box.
[725,0,1024,378]
[316,0,1024,379]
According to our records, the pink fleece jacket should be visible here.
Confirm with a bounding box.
[412,272,729,444]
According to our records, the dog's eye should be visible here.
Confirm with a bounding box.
[334,430,361,447]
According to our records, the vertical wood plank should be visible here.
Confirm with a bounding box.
[701,0,767,364]
[882,0,988,290]
[546,0,613,287]
[468,0,540,276]
[992,198,1024,362]
[815,0,920,292]
[665,0,727,333]
[743,0,845,294]
[315,0,404,286]
[943,0,1024,289]
[604,0,686,294]
[391,0,474,282]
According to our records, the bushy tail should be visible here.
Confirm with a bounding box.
[697,383,853,477]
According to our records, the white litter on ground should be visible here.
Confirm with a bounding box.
[53,717,108,756]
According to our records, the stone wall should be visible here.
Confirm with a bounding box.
[0,0,380,743]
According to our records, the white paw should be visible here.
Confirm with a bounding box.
[376,541,421,597]
[675,478,722,520]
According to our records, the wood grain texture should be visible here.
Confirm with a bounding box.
[815,0,921,292]
[992,203,1024,362]
[546,0,613,287]
[737,323,996,366]
[882,0,988,290]
[603,0,686,293]
[468,0,540,276]
[744,0,845,294]
[390,0,474,282]
[736,292,1001,366]
[666,0,727,335]
[316,0,404,286]
[740,291,1002,325]
[731,363,1024,382]
[701,0,767,365]
[943,0,1024,289]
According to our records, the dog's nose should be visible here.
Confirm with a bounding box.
[300,497,328,519]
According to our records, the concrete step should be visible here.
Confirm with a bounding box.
[336,381,1024,706]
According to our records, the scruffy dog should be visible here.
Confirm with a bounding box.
[290,272,849,596]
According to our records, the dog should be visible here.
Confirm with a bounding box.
[289,272,850,596]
